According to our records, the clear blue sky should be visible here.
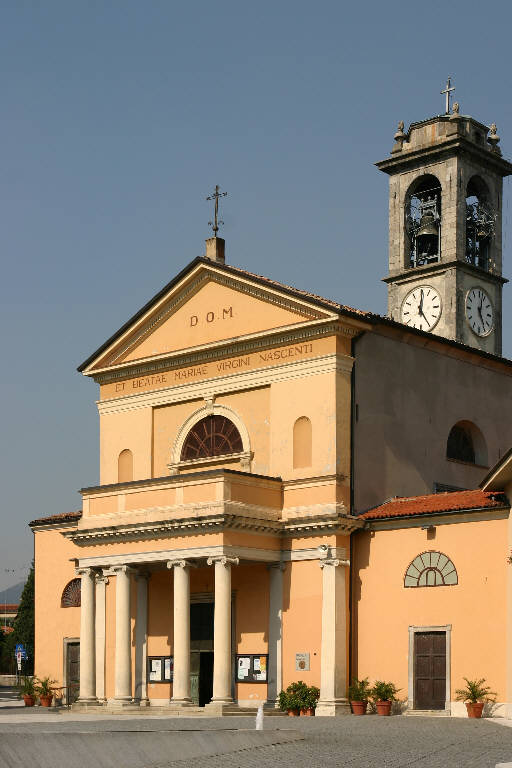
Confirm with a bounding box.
[2,0,512,590]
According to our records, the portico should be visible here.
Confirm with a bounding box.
[72,516,358,711]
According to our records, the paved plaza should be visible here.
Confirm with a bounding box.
[2,692,512,768]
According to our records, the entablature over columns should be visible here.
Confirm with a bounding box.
[75,544,349,572]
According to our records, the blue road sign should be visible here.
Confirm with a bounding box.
[14,644,27,659]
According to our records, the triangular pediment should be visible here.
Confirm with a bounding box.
[81,260,335,374]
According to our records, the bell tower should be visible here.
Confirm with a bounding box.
[377,89,512,356]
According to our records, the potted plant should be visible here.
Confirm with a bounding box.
[35,676,58,708]
[348,677,371,715]
[455,677,496,718]
[18,676,36,707]
[278,681,307,716]
[370,680,400,716]
[300,685,320,716]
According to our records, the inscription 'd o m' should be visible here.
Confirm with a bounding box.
[190,306,233,327]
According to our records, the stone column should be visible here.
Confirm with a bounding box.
[113,565,134,703]
[134,571,150,706]
[316,558,350,716]
[266,563,285,707]
[76,567,97,703]
[95,573,109,703]
[206,556,238,709]
[167,560,192,705]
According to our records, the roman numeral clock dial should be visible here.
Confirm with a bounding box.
[401,286,442,331]
[465,287,494,337]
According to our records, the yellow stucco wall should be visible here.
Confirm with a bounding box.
[352,516,508,703]
[34,528,81,687]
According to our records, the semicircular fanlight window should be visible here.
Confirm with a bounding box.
[181,415,243,461]
[404,551,458,588]
[61,578,81,608]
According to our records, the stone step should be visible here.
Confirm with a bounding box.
[404,709,450,717]
[67,703,287,717]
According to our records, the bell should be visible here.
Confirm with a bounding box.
[416,211,438,239]
[415,211,438,257]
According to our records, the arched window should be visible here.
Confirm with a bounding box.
[466,176,495,271]
[181,415,243,461]
[405,174,442,268]
[293,417,312,468]
[446,420,487,466]
[61,578,81,607]
[404,552,458,587]
[118,449,133,482]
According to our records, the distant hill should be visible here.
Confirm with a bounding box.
[0,582,24,604]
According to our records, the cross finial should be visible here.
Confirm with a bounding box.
[440,77,455,115]
[206,185,228,236]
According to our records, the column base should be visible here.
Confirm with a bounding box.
[72,698,102,711]
[315,698,351,717]
[205,698,236,715]
[264,699,280,709]
[170,698,195,707]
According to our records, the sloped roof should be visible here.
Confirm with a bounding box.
[360,489,508,521]
[29,510,82,527]
[77,255,512,374]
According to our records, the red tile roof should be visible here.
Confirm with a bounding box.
[0,605,19,612]
[1,626,14,634]
[360,489,508,521]
[29,510,82,527]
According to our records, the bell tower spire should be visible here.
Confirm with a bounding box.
[377,96,512,356]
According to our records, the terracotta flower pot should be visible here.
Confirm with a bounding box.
[376,699,392,716]
[300,708,315,716]
[23,694,35,707]
[466,701,484,718]
[351,700,368,715]
[287,708,300,717]
[39,694,53,708]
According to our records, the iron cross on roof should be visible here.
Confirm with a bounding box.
[440,77,455,114]
[206,185,228,236]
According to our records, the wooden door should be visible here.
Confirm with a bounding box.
[414,632,446,710]
[66,642,80,704]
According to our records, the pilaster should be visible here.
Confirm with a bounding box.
[316,558,350,716]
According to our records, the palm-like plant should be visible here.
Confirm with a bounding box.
[348,677,371,702]
[455,678,496,703]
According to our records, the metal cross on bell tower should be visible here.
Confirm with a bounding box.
[440,77,455,115]
[206,185,228,236]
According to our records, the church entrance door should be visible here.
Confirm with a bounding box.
[190,602,214,706]
[414,631,446,710]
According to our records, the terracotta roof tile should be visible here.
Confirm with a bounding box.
[29,510,82,527]
[360,489,508,521]
[0,605,18,612]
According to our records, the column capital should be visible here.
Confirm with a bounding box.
[75,566,96,578]
[166,559,193,570]
[135,570,151,582]
[95,573,109,585]
[111,564,136,575]
[207,556,239,567]
[267,562,286,572]
[319,558,350,569]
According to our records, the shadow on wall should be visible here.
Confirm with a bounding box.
[350,530,372,680]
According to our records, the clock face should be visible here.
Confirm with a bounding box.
[465,287,494,336]
[401,285,442,331]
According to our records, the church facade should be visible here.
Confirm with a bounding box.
[31,104,512,716]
